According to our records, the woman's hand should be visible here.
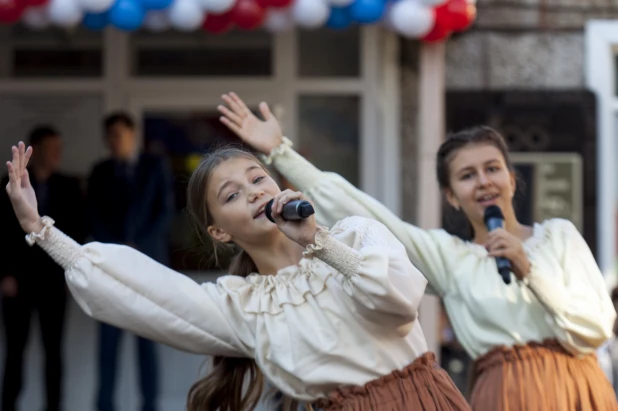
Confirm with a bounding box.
[218,92,283,155]
[270,189,318,248]
[485,228,531,280]
[5,142,41,233]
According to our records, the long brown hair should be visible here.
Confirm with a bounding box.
[186,146,303,411]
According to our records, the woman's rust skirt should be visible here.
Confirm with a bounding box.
[315,352,471,411]
[469,339,618,411]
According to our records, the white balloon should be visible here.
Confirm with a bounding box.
[418,0,447,6]
[388,0,434,38]
[328,0,354,6]
[263,8,293,32]
[199,0,234,13]
[23,6,51,29]
[48,0,83,27]
[292,0,329,29]
[168,0,204,31]
[77,0,113,13]
[144,10,170,31]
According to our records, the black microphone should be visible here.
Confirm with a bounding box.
[483,205,512,285]
[265,199,315,223]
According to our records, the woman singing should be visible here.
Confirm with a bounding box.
[219,92,618,410]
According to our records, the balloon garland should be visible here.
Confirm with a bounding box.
[0,0,476,42]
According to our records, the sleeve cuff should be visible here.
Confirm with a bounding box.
[25,217,83,270]
[304,227,362,277]
[258,136,294,165]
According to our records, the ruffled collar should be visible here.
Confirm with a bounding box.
[233,257,336,315]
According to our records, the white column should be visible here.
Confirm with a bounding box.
[416,41,446,360]
[586,21,616,288]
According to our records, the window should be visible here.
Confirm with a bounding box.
[0,25,103,78]
[297,26,360,78]
[130,29,273,77]
[298,95,360,186]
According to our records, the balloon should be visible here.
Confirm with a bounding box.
[230,0,264,30]
[202,10,232,33]
[418,0,446,5]
[199,0,233,13]
[262,8,293,32]
[168,0,204,30]
[26,0,50,8]
[388,0,433,38]
[0,0,23,23]
[143,9,169,30]
[109,0,144,30]
[83,10,109,29]
[140,0,172,10]
[326,6,351,29]
[435,0,475,31]
[48,0,83,26]
[328,0,353,6]
[256,0,291,8]
[348,0,384,23]
[292,0,328,28]
[422,20,450,42]
[22,6,50,28]
[78,0,114,13]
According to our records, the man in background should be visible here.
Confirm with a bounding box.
[0,125,85,411]
[88,112,174,411]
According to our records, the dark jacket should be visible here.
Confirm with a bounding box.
[1,171,86,287]
[87,153,174,264]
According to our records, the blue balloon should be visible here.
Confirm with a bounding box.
[109,0,145,31]
[327,7,353,30]
[349,0,385,24]
[83,12,109,30]
[140,0,172,11]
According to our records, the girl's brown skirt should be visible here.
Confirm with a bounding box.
[314,352,471,411]
[469,339,618,411]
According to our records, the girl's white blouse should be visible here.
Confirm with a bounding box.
[33,215,429,401]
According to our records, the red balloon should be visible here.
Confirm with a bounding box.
[230,0,265,30]
[256,0,290,8]
[435,0,476,32]
[422,21,451,43]
[0,0,23,23]
[26,0,49,6]
[203,11,233,33]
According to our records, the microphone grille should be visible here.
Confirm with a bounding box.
[483,205,504,223]
[265,199,275,223]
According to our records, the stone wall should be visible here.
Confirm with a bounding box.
[446,31,584,89]
[446,0,618,90]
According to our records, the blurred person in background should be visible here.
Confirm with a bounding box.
[87,112,174,411]
[0,125,85,411]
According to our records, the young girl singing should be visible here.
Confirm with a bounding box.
[218,92,618,410]
[4,142,470,411]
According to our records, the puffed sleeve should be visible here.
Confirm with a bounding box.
[306,216,428,328]
[266,139,455,296]
[32,223,255,357]
[525,219,616,354]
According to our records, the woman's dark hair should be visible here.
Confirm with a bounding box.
[436,125,514,190]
